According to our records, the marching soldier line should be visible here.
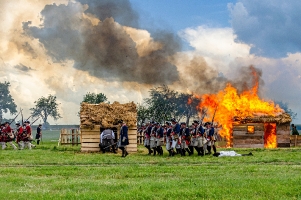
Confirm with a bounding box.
[141,119,219,157]
[0,121,41,150]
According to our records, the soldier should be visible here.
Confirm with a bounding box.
[118,120,129,157]
[155,123,164,156]
[35,124,42,145]
[188,123,195,155]
[150,122,157,156]
[144,122,153,155]
[0,123,5,149]
[15,122,24,149]
[23,120,34,149]
[171,118,180,155]
[193,120,205,156]
[100,128,116,153]
[3,122,17,150]
[180,122,192,156]
[165,122,174,156]
[204,122,216,155]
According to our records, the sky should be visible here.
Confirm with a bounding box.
[0,0,300,125]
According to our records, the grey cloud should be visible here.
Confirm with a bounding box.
[14,64,34,72]
[23,1,180,85]
[229,0,301,58]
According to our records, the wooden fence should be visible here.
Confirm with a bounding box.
[58,129,81,146]
[290,135,301,147]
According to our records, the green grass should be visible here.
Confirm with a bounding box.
[0,135,301,199]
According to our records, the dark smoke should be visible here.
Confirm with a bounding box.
[14,64,34,72]
[23,1,180,85]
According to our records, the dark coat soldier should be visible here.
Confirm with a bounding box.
[171,118,181,155]
[155,123,164,156]
[36,124,42,145]
[118,120,129,157]
[179,122,192,156]
[165,122,174,156]
[204,122,216,155]
[144,122,153,155]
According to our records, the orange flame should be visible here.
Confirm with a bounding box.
[264,123,277,148]
[198,75,283,147]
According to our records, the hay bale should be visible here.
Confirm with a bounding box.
[80,101,137,127]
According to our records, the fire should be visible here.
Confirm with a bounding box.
[198,68,283,147]
[264,123,277,148]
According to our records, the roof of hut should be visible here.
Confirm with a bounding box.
[237,113,292,124]
[80,101,137,127]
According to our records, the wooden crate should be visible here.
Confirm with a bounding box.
[81,125,137,153]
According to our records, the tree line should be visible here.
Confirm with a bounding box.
[1,81,297,127]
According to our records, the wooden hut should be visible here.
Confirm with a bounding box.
[232,113,292,148]
[80,102,137,153]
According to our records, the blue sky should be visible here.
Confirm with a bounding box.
[0,0,300,124]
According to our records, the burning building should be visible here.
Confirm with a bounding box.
[231,113,291,148]
[198,66,290,148]
[80,102,137,152]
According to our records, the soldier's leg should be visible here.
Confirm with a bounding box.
[1,142,6,150]
[27,142,32,150]
[189,145,194,155]
[18,141,24,150]
[206,145,211,155]
[9,141,17,150]
[37,139,40,145]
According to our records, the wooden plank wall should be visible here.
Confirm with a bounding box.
[80,125,137,153]
[232,123,264,148]
[276,123,290,147]
[290,135,301,147]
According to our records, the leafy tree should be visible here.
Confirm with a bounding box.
[30,95,62,128]
[137,103,150,126]
[82,92,108,104]
[175,93,201,125]
[275,101,297,119]
[0,82,17,123]
[144,85,179,124]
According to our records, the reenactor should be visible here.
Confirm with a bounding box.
[3,122,17,150]
[179,122,192,156]
[155,123,164,156]
[15,122,24,149]
[165,122,174,156]
[150,122,157,155]
[23,120,35,149]
[171,118,181,155]
[144,122,153,155]
[188,123,196,155]
[204,122,217,155]
[0,123,5,149]
[100,128,116,153]
[194,120,205,156]
[35,124,42,145]
[118,120,129,157]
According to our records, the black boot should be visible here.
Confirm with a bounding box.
[189,146,194,155]
[121,148,125,157]
[153,148,156,156]
[199,147,204,156]
[156,147,161,155]
[168,150,172,156]
[213,145,217,154]
[186,148,192,156]
[124,150,128,157]
[181,149,186,156]
[147,146,152,155]
[195,147,201,155]
[160,147,163,155]
[171,149,175,156]
[37,140,40,145]
[176,148,180,155]
[206,146,211,155]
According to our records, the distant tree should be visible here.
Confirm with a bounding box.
[275,101,297,119]
[30,95,62,128]
[137,103,150,126]
[175,93,201,125]
[82,92,108,104]
[0,82,17,123]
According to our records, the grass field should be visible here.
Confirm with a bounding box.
[0,131,301,200]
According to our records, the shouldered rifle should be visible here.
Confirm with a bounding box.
[211,105,218,125]
[200,108,207,125]
[9,109,22,125]
[31,117,40,125]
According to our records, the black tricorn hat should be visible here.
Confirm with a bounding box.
[204,122,211,126]
[117,120,123,124]
[193,120,199,124]
[180,122,186,125]
[170,118,176,123]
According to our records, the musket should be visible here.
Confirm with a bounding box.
[25,115,33,122]
[211,105,218,125]
[21,108,24,125]
[200,107,208,125]
[103,142,118,149]
[9,109,22,125]
[31,117,40,125]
